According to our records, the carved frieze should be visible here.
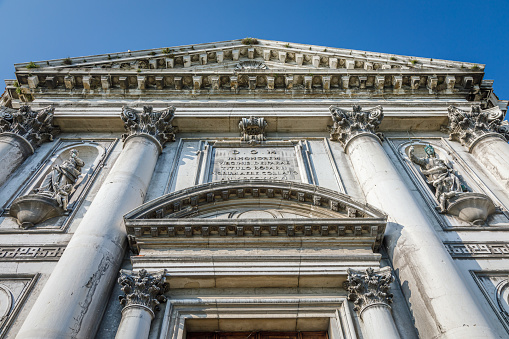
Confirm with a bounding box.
[239,116,267,143]
[445,243,509,258]
[118,269,168,314]
[0,246,65,261]
[448,105,509,149]
[329,105,384,147]
[0,105,58,149]
[121,106,176,146]
[344,267,394,316]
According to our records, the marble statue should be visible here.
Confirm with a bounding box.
[409,144,464,212]
[35,149,84,209]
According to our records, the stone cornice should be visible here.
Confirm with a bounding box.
[0,105,58,150]
[448,105,509,150]
[118,269,167,316]
[344,267,394,317]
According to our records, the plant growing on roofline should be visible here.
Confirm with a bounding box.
[241,37,258,45]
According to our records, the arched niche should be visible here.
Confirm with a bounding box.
[124,180,387,252]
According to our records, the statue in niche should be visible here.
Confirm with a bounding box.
[409,144,465,213]
[35,149,84,209]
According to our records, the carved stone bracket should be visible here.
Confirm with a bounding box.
[118,269,168,316]
[120,106,176,150]
[239,116,267,143]
[344,267,394,317]
[448,105,509,150]
[0,105,58,150]
[329,105,384,148]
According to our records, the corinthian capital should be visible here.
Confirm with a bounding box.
[0,105,58,148]
[118,269,168,314]
[448,105,509,149]
[329,105,384,147]
[120,106,176,148]
[344,267,394,316]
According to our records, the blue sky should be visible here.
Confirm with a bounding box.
[1,0,507,105]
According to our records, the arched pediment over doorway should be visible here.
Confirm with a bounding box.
[124,179,387,252]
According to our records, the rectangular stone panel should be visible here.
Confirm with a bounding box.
[210,147,301,182]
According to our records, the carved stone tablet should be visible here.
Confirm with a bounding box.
[210,147,301,182]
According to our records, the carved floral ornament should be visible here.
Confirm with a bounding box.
[120,105,176,148]
[448,105,509,149]
[329,105,384,147]
[344,267,394,317]
[118,269,168,315]
[239,116,267,143]
[0,105,59,149]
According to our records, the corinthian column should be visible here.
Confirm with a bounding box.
[329,105,499,339]
[115,269,167,339]
[17,106,176,339]
[448,105,509,190]
[345,267,400,339]
[0,105,57,187]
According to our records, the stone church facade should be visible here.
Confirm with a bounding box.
[0,39,508,339]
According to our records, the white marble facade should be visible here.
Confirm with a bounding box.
[0,39,508,339]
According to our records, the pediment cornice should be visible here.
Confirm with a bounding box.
[124,180,387,252]
[8,39,485,100]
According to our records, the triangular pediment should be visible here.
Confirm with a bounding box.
[14,38,483,73]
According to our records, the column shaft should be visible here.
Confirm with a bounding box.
[346,135,499,339]
[115,306,154,339]
[0,133,33,187]
[470,136,509,190]
[361,304,400,339]
[16,136,160,339]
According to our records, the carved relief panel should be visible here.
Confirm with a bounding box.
[388,137,509,229]
[0,139,117,232]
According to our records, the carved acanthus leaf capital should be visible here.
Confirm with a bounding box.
[118,269,168,314]
[448,105,509,148]
[329,105,384,147]
[344,267,394,316]
[121,106,176,147]
[0,105,58,148]
[239,116,267,143]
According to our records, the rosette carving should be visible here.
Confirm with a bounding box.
[448,105,509,148]
[344,267,394,316]
[120,106,176,146]
[118,269,168,314]
[329,105,384,147]
[0,105,58,148]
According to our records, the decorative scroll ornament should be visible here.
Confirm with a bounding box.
[120,106,176,147]
[239,116,267,143]
[10,149,85,229]
[118,269,168,314]
[329,105,384,147]
[409,144,495,225]
[448,105,509,149]
[0,105,58,149]
[235,61,268,71]
[344,267,394,317]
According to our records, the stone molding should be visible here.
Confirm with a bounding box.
[239,116,267,143]
[120,105,176,150]
[445,243,509,258]
[0,105,58,150]
[448,105,509,150]
[329,105,384,148]
[344,267,394,317]
[118,269,168,316]
[0,246,65,261]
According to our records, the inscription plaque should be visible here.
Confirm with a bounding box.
[211,147,301,182]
